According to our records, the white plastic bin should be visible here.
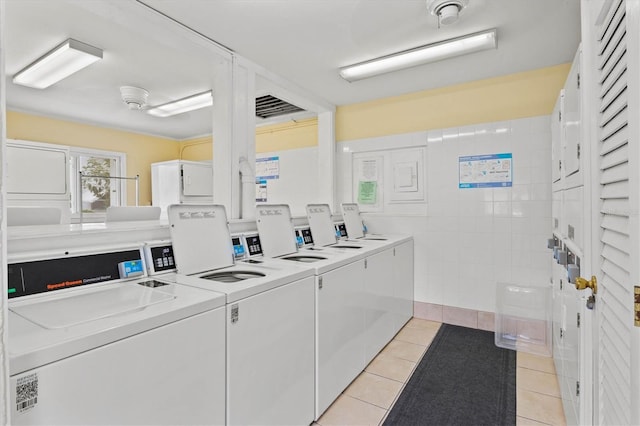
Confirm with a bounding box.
[495,283,552,356]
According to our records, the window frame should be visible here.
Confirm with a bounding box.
[69,147,127,222]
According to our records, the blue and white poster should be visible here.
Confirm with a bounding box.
[256,156,280,180]
[459,153,512,188]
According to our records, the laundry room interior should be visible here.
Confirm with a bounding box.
[1,0,638,425]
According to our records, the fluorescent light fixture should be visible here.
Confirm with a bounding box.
[13,39,103,89]
[146,91,213,117]
[339,29,497,82]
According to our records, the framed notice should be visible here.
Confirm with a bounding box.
[459,153,512,189]
[256,156,279,180]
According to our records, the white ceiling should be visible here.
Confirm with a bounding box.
[5,0,581,140]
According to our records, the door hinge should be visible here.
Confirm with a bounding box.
[560,328,564,338]
[231,304,239,324]
[393,247,396,256]
[576,380,580,397]
[559,110,562,122]
[559,160,562,171]
[577,143,581,160]
[577,312,581,328]
[364,259,368,269]
[577,73,581,89]
[560,279,563,290]
[318,276,323,290]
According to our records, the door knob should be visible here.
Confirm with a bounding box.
[575,275,597,294]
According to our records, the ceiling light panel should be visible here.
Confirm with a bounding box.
[13,39,103,89]
[339,29,497,82]
[146,91,213,117]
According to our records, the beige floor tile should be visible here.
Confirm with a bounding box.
[404,317,442,331]
[344,371,404,409]
[317,394,387,426]
[380,340,426,362]
[517,389,566,426]
[516,415,552,426]
[517,367,561,398]
[517,351,556,374]
[394,326,439,346]
[365,353,416,383]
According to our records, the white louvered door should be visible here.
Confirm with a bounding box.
[591,0,640,424]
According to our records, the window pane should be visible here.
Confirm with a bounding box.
[79,156,118,213]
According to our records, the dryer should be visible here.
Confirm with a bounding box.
[165,204,316,426]
[254,204,368,420]
[8,245,226,425]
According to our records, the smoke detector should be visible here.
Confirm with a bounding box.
[427,0,469,26]
[120,86,149,110]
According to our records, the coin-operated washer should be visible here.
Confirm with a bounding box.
[254,204,370,420]
[341,202,415,338]
[165,204,317,426]
[8,244,226,426]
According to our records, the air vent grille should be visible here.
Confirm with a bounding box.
[255,95,304,119]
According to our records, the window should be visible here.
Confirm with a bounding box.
[70,148,126,218]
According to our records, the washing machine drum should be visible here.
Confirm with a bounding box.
[201,270,266,283]
[282,255,327,263]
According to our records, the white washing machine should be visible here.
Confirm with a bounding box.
[8,245,226,425]
[165,204,316,426]
[254,204,370,420]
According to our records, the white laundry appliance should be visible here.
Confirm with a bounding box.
[164,204,317,426]
[340,202,415,342]
[8,244,226,426]
[254,204,371,420]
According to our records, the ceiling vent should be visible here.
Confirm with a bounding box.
[255,94,305,119]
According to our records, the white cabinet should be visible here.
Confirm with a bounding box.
[151,160,213,215]
[563,50,582,183]
[551,91,564,184]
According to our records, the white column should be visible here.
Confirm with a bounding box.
[317,111,336,211]
[212,56,256,220]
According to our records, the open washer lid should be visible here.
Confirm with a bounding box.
[255,204,298,257]
[168,204,234,275]
[306,204,338,247]
[341,203,365,239]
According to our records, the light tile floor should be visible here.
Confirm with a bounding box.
[316,318,566,426]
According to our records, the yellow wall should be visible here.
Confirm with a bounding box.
[255,118,318,153]
[336,64,571,142]
[178,118,319,162]
[180,136,212,161]
[7,111,180,206]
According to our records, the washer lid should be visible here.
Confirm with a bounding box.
[255,204,298,257]
[341,203,364,239]
[306,204,338,247]
[10,285,175,329]
[168,204,234,275]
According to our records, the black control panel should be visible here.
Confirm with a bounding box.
[246,235,263,256]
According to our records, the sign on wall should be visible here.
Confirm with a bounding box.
[256,156,280,180]
[256,179,267,202]
[459,153,512,188]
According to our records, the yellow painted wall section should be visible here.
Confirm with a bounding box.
[335,63,571,142]
[180,136,212,161]
[256,118,318,153]
[7,110,180,206]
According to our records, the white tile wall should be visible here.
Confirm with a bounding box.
[422,116,552,312]
[359,115,552,314]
